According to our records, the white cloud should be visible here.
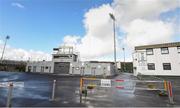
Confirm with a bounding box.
[125,19,174,47]
[63,35,81,47]
[0,41,51,61]
[11,2,25,9]
[113,0,179,47]
[113,0,180,25]
[62,0,179,61]
[63,4,116,60]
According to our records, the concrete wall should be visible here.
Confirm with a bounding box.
[133,47,180,76]
[26,61,115,76]
[26,61,54,73]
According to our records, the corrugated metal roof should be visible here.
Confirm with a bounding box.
[135,42,180,50]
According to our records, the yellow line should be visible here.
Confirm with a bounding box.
[164,80,167,91]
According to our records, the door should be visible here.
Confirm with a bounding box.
[28,66,31,72]
[91,67,96,76]
[54,62,70,74]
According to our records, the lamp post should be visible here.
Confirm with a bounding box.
[109,13,117,73]
[1,35,10,62]
[122,47,126,72]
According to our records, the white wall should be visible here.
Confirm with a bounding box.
[69,62,114,76]
[133,47,180,76]
[26,61,54,73]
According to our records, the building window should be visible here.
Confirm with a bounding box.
[147,63,155,70]
[177,46,180,53]
[146,48,153,55]
[141,53,145,60]
[163,63,171,70]
[161,47,169,54]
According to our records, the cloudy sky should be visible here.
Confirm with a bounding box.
[0,0,179,61]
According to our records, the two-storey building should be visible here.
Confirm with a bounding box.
[133,42,180,76]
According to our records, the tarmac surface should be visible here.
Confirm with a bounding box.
[0,71,180,107]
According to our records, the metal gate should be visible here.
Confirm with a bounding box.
[79,77,174,104]
[54,62,70,74]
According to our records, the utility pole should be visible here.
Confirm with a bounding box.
[1,36,10,62]
[109,13,117,73]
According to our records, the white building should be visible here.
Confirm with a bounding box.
[26,46,116,76]
[133,42,180,76]
[70,61,115,76]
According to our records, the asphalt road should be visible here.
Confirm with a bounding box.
[0,71,179,107]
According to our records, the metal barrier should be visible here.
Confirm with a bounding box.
[79,77,174,104]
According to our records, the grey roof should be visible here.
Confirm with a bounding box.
[135,42,180,50]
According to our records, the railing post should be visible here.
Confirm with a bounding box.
[50,80,56,101]
[6,82,13,108]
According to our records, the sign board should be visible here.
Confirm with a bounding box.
[0,82,24,88]
[101,79,111,87]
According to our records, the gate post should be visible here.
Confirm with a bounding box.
[167,81,174,104]
[6,82,13,108]
[80,78,83,103]
[163,80,168,91]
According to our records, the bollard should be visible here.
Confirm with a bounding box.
[50,80,56,101]
[167,81,174,104]
[6,82,13,108]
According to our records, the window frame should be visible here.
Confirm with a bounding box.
[146,48,154,55]
[161,47,169,54]
[147,63,155,70]
[163,63,171,70]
